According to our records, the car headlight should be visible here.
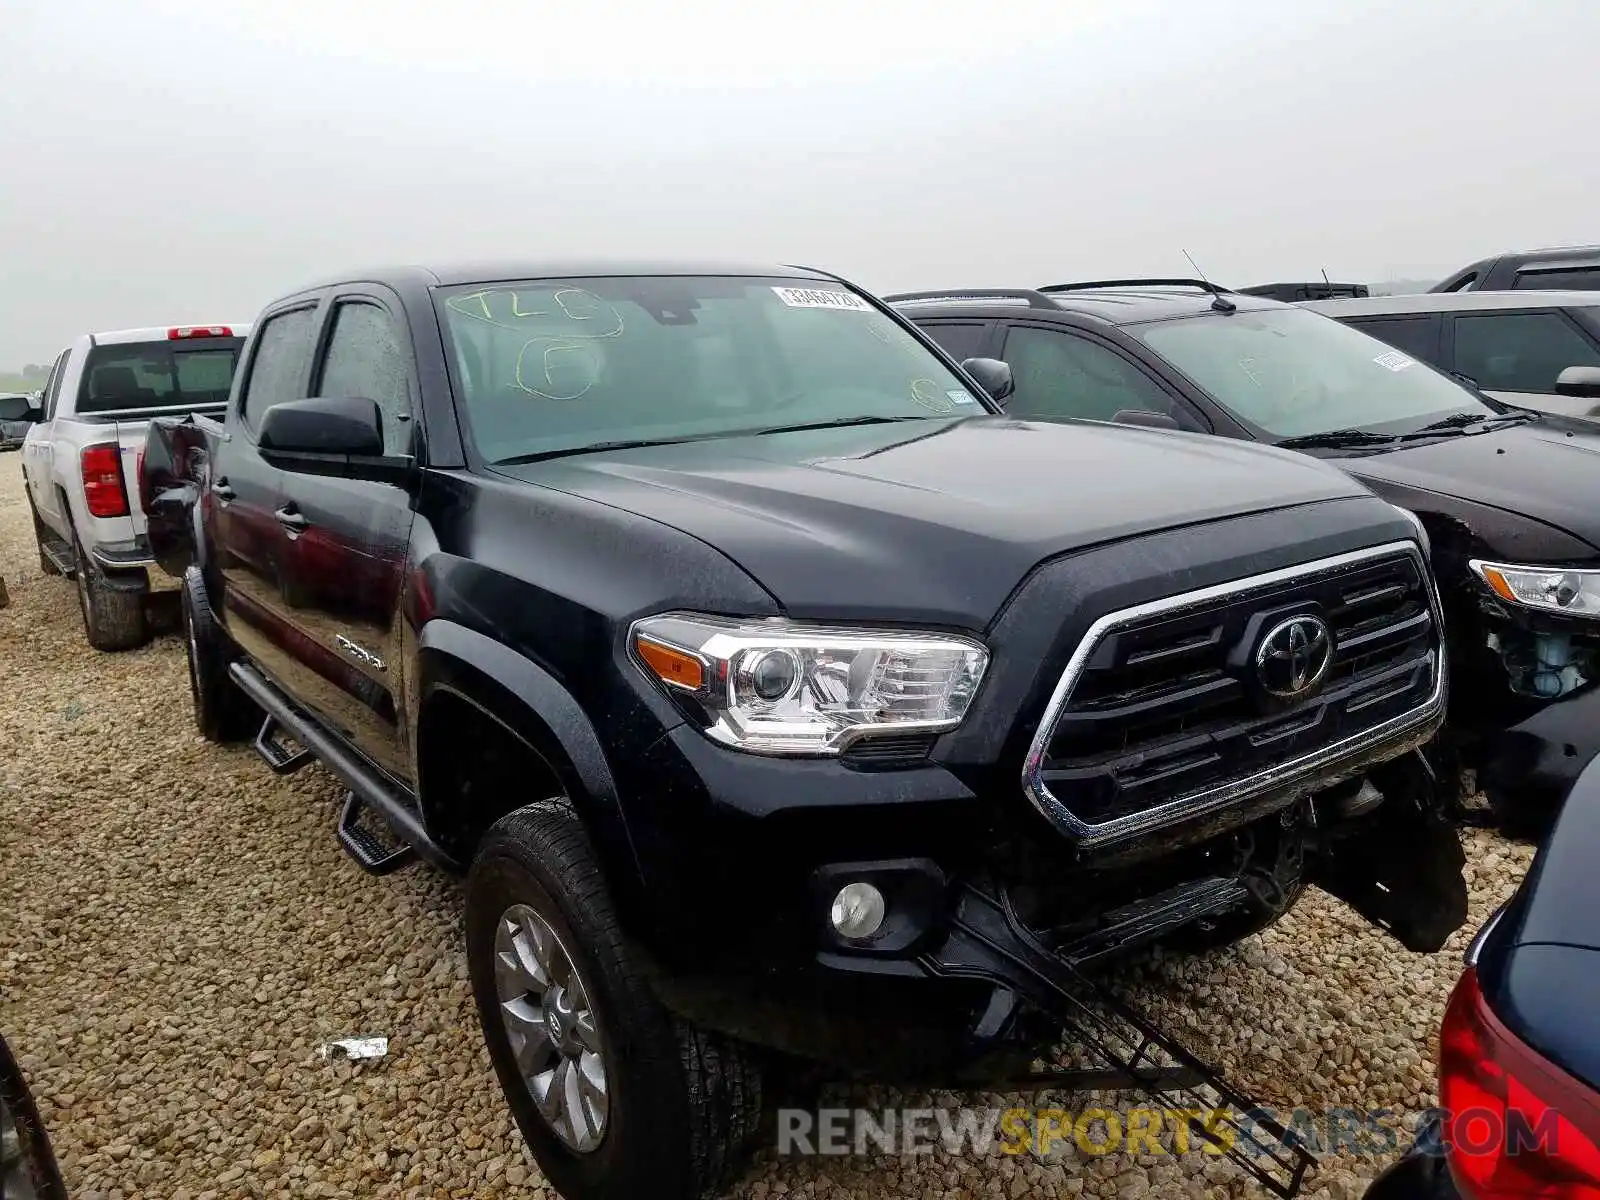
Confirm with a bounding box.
[630,613,989,755]
[1471,560,1600,616]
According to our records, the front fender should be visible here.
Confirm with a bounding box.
[414,620,644,900]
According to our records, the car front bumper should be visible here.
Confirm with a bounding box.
[1477,682,1600,823]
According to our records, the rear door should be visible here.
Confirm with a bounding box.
[1445,308,1600,418]
[213,302,323,674]
[269,289,420,782]
[23,347,71,523]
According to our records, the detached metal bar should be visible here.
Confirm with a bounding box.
[921,885,1316,1198]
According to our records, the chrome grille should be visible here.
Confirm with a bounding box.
[1021,542,1445,846]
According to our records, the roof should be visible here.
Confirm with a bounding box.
[89,322,252,345]
[887,282,1287,327]
[292,259,837,292]
[1303,290,1600,317]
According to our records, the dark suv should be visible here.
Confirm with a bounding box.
[892,281,1600,824]
[1432,244,1600,293]
[1303,290,1600,423]
[142,262,1462,1200]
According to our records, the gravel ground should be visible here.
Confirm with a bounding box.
[0,455,1534,1200]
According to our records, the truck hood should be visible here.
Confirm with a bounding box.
[1340,419,1600,558]
[501,416,1368,627]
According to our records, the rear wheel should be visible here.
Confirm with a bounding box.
[182,568,258,742]
[71,530,147,652]
[466,802,763,1200]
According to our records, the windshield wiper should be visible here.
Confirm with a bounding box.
[491,433,736,466]
[1274,429,1405,450]
[734,415,936,437]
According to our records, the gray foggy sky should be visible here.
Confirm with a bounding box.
[3,0,1598,365]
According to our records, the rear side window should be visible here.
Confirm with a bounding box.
[240,308,317,427]
[42,349,69,419]
[315,302,413,454]
[1514,266,1600,291]
[76,337,243,415]
[1344,315,1441,365]
[1452,312,1600,393]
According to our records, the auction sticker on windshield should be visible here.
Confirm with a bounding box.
[772,286,872,311]
[1373,350,1415,372]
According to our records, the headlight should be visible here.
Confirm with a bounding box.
[1471,560,1600,616]
[630,613,989,755]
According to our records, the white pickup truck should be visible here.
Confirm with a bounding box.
[23,322,249,650]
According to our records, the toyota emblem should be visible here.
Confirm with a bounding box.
[1255,615,1334,700]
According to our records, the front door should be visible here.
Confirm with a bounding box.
[270,291,420,784]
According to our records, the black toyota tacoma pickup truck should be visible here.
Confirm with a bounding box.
[141,261,1465,1200]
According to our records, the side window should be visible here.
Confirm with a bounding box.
[918,322,989,363]
[240,307,317,428]
[1439,272,1478,293]
[41,349,70,420]
[1001,326,1182,424]
[315,302,413,455]
[1452,312,1600,394]
[1514,266,1600,291]
[1345,316,1441,365]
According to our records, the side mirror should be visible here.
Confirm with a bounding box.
[1555,365,1600,399]
[959,357,1014,405]
[1112,409,1182,431]
[257,396,413,484]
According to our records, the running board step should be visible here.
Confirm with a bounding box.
[41,538,75,577]
[922,885,1316,1199]
[337,792,416,876]
[254,714,315,775]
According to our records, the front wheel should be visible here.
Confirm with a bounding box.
[465,802,762,1200]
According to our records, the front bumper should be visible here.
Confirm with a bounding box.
[1476,682,1600,823]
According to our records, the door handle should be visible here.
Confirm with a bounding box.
[211,478,236,501]
[274,504,309,534]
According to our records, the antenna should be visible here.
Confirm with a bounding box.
[1181,249,1237,313]
[1322,267,1332,285]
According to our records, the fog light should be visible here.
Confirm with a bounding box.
[829,882,887,940]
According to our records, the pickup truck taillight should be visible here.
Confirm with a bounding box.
[81,442,130,518]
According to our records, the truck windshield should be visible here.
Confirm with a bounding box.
[435,276,986,463]
[1135,307,1493,440]
[76,338,243,415]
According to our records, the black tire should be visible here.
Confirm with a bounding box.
[466,802,763,1200]
[27,492,60,576]
[182,568,259,743]
[71,528,147,651]
[1,1033,69,1200]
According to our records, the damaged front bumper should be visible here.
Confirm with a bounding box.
[1476,682,1600,823]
